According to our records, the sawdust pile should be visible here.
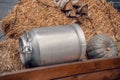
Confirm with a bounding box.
[1,0,73,39]
[80,0,120,51]
[0,39,24,73]
[0,0,120,72]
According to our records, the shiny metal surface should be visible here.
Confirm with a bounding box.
[19,24,86,67]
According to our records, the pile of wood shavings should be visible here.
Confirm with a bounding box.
[80,0,120,52]
[0,0,120,72]
[1,0,73,39]
[0,39,24,73]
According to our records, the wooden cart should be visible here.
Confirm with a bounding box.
[0,57,120,80]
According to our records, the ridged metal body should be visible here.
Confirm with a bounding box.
[19,24,86,67]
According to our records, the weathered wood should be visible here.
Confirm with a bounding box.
[0,57,120,80]
[56,69,120,80]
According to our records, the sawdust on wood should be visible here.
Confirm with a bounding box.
[0,0,120,72]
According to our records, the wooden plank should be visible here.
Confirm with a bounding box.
[56,69,120,80]
[0,57,120,80]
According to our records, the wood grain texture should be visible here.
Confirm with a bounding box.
[56,69,120,80]
[0,57,120,80]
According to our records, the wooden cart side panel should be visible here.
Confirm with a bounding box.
[0,57,120,80]
[55,69,120,80]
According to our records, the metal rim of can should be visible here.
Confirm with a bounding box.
[72,24,86,60]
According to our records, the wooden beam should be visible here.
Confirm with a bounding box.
[56,69,120,80]
[0,57,120,80]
